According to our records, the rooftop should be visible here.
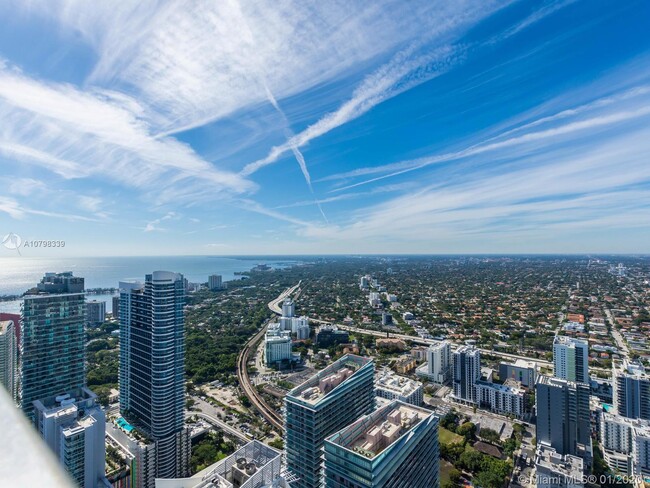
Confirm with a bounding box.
[535,443,584,478]
[327,401,430,458]
[376,371,421,396]
[288,354,371,405]
[513,359,537,369]
[553,335,587,347]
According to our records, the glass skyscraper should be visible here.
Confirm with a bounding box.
[119,271,189,482]
[324,400,440,488]
[20,272,86,419]
[285,354,375,488]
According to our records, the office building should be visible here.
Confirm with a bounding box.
[33,387,109,488]
[0,319,18,402]
[499,359,537,388]
[285,355,375,488]
[208,274,223,291]
[21,272,86,419]
[553,336,589,384]
[615,361,650,421]
[86,300,106,326]
[112,296,120,319]
[281,299,295,318]
[119,272,190,484]
[155,440,286,488]
[476,380,526,418]
[452,345,481,404]
[416,341,451,384]
[600,411,650,478]
[534,443,584,488]
[536,375,591,462]
[375,370,423,406]
[316,325,349,348]
[324,400,440,488]
[264,324,293,367]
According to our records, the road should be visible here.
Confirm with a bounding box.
[332,323,554,369]
[187,396,250,443]
[268,282,301,314]
[606,308,629,358]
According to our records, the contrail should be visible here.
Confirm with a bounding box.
[265,85,329,223]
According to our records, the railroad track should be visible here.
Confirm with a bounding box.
[237,322,284,432]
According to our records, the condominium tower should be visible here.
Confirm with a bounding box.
[615,361,650,421]
[285,354,375,488]
[20,272,86,419]
[452,345,481,403]
[536,375,591,461]
[119,272,190,483]
[553,336,589,384]
[324,400,440,488]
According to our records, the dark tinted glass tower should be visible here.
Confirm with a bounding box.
[119,271,189,481]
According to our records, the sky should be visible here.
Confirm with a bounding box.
[0,0,649,256]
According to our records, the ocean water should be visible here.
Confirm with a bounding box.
[0,256,292,314]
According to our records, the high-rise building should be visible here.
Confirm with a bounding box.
[112,296,120,319]
[536,375,591,462]
[86,300,106,326]
[417,341,451,384]
[0,319,18,402]
[264,324,293,367]
[452,345,481,403]
[119,272,190,484]
[208,274,223,291]
[33,387,109,488]
[600,409,650,480]
[475,380,526,418]
[285,355,375,488]
[324,400,440,488]
[21,272,86,419]
[281,299,295,318]
[375,370,423,406]
[553,336,589,384]
[614,361,650,421]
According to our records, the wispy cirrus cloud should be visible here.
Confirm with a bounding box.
[0,63,255,209]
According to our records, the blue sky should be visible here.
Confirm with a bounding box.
[0,0,649,256]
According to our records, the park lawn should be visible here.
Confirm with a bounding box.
[439,427,464,444]
[440,460,455,485]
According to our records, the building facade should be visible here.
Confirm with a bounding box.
[285,355,375,488]
[536,375,591,463]
[119,272,190,484]
[281,299,295,318]
[600,411,650,479]
[615,361,650,421]
[33,387,109,488]
[21,272,86,419]
[0,319,18,402]
[476,380,526,418]
[208,274,223,291]
[324,400,440,488]
[499,359,537,388]
[553,336,589,384]
[421,341,452,384]
[452,345,481,404]
[264,324,293,367]
[86,300,106,326]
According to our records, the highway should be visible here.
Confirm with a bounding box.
[268,282,301,314]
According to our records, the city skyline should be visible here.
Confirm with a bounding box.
[0,1,649,256]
